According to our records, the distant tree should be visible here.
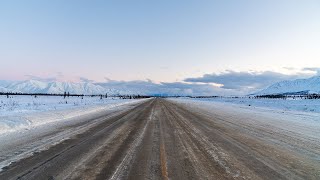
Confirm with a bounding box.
[105,93,108,99]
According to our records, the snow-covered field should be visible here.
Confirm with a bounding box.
[170,98,320,139]
[171,97,320,139]
[185,97,320,113]
[0,95,143,134]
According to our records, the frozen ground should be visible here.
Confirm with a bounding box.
[0,95,144,134]
[185,97,320,113]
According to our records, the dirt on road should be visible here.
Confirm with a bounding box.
[0,98,319,180]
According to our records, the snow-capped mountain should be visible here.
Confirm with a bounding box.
[0,80,12,87]
[0,80,125,95]
[0,87,9,92]
[255,76,320,95]
[6,80,48,93]
[43,81,107,94]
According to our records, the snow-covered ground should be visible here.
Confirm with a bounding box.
[170,98,320,139]
[0,95,144,134]
[184,97,320,113]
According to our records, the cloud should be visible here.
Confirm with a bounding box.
[302,67,320,75]
[184,70,312,92]
[25,72,64,82]
[96,79,237,96]
[283,67,295,70]
[159,82,237,96]
[25,75,57,82]
[79,77,95,83]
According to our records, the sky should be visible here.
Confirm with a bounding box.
[0,0,320,95]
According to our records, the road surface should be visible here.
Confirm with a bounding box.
[0,98,319,180]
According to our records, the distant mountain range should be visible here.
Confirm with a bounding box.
[0,79,221,96]
[255,76,320,95]
[0,80,129,95]
[2,76,320,96]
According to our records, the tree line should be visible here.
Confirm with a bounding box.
[254,94,320,99]
[0,92,151,99]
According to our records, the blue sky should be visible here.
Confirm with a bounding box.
[0,0,320,94]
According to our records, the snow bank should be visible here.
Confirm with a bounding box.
[0,95,144,134]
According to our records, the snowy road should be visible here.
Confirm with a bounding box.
[0,98,319,179]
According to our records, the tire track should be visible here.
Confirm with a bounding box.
[110,102,155,180]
